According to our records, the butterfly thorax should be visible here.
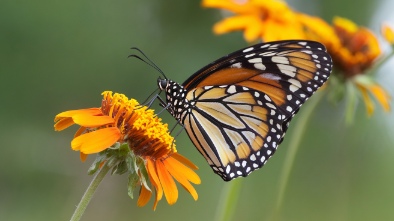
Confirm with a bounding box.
[158,78,190,121]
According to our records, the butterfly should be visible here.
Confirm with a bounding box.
[156,40,332,181]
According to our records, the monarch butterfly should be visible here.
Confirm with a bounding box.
[155,40,332,181]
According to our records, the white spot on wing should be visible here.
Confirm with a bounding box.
[288,79,301,92]
[260,51,277,56]
[272,56,289,64]
[245,53,255,58]
[227,85,237,94]
[226,165,231,174]
[231,62,242,68]
[243,47,254,53]
[277,64,296,77]
[248,57,262,63]
[261,44,270,48]
[266,103,276,109]
[261,73,281,81]
[254,63,266,70]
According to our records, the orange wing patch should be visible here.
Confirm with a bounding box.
[289,57,317,73]
[238,77,286,106]
[193,68,259,88]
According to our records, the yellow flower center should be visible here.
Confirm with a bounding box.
[101,91,176,159]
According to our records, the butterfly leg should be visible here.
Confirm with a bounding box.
[161,120,185,158]
[138,90,162,108]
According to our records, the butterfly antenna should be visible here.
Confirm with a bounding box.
[129,47,168,79]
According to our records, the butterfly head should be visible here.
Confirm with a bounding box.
[157,77,169,91]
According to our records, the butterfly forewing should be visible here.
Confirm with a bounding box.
[160,40,332,181]
[183,40,332,119]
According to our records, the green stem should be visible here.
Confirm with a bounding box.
[271,91,324,220]
[70,164,111,221]
[214,178,243,221]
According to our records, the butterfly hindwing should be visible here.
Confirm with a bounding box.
[181,85,286,181]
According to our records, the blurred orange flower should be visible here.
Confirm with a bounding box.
[331,17,381,77]
[202,0,306,42]
[203,0,392,117]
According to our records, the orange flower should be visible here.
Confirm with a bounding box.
[54,91,201,210]
[203,0,306,42]
[297,13,341,52]
[325,17,390,117]
[331,17,381,77]
[202,0,392,117]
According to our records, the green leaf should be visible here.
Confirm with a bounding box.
[127,173,140,199]
[111,164,118,175]
[87,154,106,175]
[126,152,137,174]
[114,160,128,175]
[119,143,130,156]
[138,160,151,192]
[106,156,118,168]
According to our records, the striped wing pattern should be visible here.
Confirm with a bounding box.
[161,40,332,181]
[181,85,284,181]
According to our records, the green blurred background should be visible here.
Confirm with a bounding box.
[1,0,394,220]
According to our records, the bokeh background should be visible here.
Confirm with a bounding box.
[1,0,394,220]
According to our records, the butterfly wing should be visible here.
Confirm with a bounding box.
[181,40,332,181]
[182,85,285,181]
[183,40,332,120]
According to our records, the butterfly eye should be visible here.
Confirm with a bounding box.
[157,78,168,91]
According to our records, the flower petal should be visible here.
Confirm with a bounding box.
[165,156,201,184]
[172,153,199,170]
[74,126,87,138]
[54,118,75,131]
[358,85,375,116]
[54,108,105,130]
[137,184,152,207]
[146,159,163,210]
[333,16,358,33]
[80,152,88,162]
[71,127,121,154]
[213,15,257,35]
[243,18,264,42]
[370,84,391,112]
[202,0,259,14]
[382,23,394,44]
[54,108,102,122]
[156,160,178,205]
[72,115,115,127]
[163,158,199,201]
